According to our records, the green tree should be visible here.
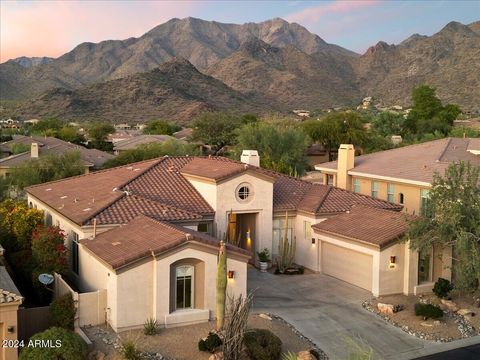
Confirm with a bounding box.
[371,112,405,137]
[11,151,85,190]
[408,162,480,292]
[191,112,243,154]
[10,143,31,155]
[29,118,63,136]
[0,200,44,251]
[236,122,309,175]
[86,122,115,142]
[58,126,86,144]
[19,327,87,360]
[31,225,67,274]
[302,112,369,159]
[143,120,181,135]
[103,139,199,168]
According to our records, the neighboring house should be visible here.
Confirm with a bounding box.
[315,138,480,215]
[306,144,330,169]
[173,128,193,141]
[0,136,114,177]
[315,138,480,294]
[113,134,177,155]
[25,152,421,333]
[0,247,23,360]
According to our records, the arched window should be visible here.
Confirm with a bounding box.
[175,265,194,310]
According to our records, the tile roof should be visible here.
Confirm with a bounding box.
[0,135,114,168]
[113,135,177,151]
[316,138,480,184]
[312,205,409,249]
[0,289,22,304]
[27,156,401,227]
[81,215,249,270]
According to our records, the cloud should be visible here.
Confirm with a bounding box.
[0,1,198,62]
[285,0,382,24]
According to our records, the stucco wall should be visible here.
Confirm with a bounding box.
[0,303,21,360]
[378,243,406,295]
[293,214,325,272]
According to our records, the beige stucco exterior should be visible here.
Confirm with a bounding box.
[0,301,21,360]
[78,241,247,332]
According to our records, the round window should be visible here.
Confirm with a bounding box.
[236,183,253,202]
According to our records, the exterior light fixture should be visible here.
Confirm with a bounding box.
[7,326,15,333]
[311,238,316,245]
[390,256,396,264]
[228,270,235,279]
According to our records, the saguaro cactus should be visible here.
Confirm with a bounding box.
[216,240,227,330]
[277,212,296,273]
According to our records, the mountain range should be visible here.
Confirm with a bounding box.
[1,17,479,123]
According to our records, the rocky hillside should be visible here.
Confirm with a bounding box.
[12,56,54,68]
[206,38,360,109]
[12,58,268,124]
[356,21,480,108]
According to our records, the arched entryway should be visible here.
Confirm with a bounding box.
[169,258,205,313]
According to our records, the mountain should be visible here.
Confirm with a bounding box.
[11,58,268,124]
[206,37,360,109]
[12,56,54,68]
[355,21,480,108]
[0,17,354,100]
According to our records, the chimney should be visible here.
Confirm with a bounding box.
[241,150,260,167]
[336,144,355,190]
[31,143,39,158]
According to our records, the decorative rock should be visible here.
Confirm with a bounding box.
[259,313,272,321]
[208,352,224,360]
[377,303,395,315]
[457,309,474,316]
[297,350,316,360]
[420,322,433,327]
[440,299,459,312]
[88,351,106,360]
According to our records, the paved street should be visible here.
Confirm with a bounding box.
[248,268,480,360]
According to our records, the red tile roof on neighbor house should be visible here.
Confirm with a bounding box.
[316,138,480,184]
[27,156,401,227]
[312,205,410,249]
[81,215,249,270]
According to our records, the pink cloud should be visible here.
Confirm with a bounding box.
[285,0,382,24]
[0,1,198,62]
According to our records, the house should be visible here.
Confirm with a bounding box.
[26,152,428,331]
[0,247,23,360]
[173,128,194,141]
[314,138,480,215]
[315,138,480,293]
[0,136,114,177]
[113,135,177,155]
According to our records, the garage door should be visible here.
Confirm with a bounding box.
[322,242,373,291]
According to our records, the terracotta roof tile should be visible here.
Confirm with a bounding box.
[181,157,250,182]
[81,215,249,269]
[312,205,409,248]
[0,289,22,304]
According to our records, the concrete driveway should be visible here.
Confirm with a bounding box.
[247,268,480,360]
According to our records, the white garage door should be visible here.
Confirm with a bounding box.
[322,242,373,291]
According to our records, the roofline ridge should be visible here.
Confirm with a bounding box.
[331,186,403,210]
[314,185,332,213]
[437,137,453,162]
[82,192,126,225]
[116,157,166,190]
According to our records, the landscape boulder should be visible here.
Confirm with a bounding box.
[297,350,316,360]
[440,299,459,312]
[208,352,224,360]
[377,302,403,315]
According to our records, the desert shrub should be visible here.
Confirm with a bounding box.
[433,278,454,299]
[119,335,142,360]
[143,317,159,335]
[282,352,297,360]
[198,331,222,352]
[50,293,76,330]
[243,329,282,360]
[19,327,86,360]
[414,303,443,319]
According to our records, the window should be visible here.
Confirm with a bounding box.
[399,193,404,204]
[176,265,193,310]
[371,182,379,198]
[353,178,361,193]
[420,189,429,216]
[327,174,334,186]
[304,221,311,242]
[418,249,432,283]
[71,232,79,275]
[272,218,293,257]
[197,223,209,233]
[387,184,395,203]
[45,212,52,226]
[236,183,253,202]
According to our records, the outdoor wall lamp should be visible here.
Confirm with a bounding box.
[7,326,15,333]
[311,238,316,245]
[228,270,235,279]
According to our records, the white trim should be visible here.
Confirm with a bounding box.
[347,171,432,187]
[315,166,337,173]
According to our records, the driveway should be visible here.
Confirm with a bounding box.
[247,268,480,360]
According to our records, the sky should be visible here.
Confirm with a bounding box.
[1,0,479,63]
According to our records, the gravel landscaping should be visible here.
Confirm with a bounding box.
[84,313,325,360]
[363,293,479,343]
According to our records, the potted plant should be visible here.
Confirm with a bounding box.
[257,248,270,273]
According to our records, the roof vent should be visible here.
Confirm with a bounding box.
[60,195,67,199]
[83,208,91,212]
[123,191,130,196]
[111,241,121,246]
[74,198,79,203]
[45,188,52,191]
[185,233,193,240]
